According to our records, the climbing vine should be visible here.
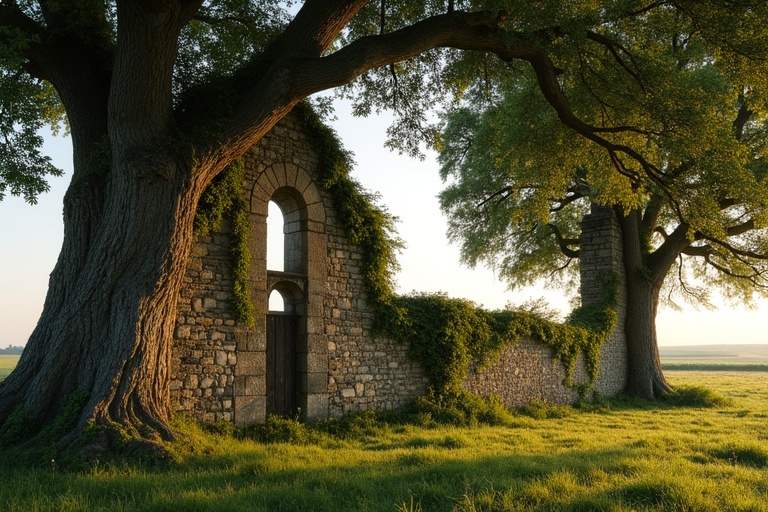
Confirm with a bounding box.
[294,102,404,317]
[378,274,619,398]
[194,159,255,327]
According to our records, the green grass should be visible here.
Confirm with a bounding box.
[0,355,19,382]
[2,370,767,511]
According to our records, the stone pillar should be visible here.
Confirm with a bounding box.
[579,205,628,395]
[580,206,623,306]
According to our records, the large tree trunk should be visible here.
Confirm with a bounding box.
[0,1,199,449]
[617,209,673,399]
[0,154,203,445]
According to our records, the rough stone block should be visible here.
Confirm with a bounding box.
[234,395,266,425]
[303,394,329,421]
[236,351,265,376]
[245,375,266,395]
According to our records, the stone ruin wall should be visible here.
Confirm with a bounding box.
[170,113,628,424]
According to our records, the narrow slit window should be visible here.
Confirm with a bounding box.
[267,200,284,271]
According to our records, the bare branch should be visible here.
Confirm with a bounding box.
[478,186,513,207]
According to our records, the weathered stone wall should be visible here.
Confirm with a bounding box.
[461,206,628,405]
[171,110,628,424]
[171,228,239,422]
[580,206,628,397]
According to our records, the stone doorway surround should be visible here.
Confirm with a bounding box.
[233,162,330,424]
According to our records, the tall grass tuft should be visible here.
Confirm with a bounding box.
[663,384,733,407]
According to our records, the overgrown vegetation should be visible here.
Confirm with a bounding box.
[193,159,254,326]
[0,390,89,466]
[376,275,619,405]
[295,102,403,314]
[1,371,765,511]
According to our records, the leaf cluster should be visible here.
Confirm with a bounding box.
[0,69,64,203]
[438,3,768,307]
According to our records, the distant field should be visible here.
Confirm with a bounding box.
[660,344,768,370]
[3,346,766,382]
[0,355,19,382]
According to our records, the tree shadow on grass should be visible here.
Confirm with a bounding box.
[3,439,760,512]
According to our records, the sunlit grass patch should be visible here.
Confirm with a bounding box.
[1,371,767,511]
[0,355,19,382]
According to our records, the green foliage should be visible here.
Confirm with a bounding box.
[0,406,35,448]
[238,415,316,445]
[663,385,733,408]
[518,400,573,420]
[0,70,65,203]
[0,390,89,466]
[435,3,768,312]
[378,276,618,404]
[194,160,254,326]
[379,293,492,394]
[42,391,89,445]
[294,102,403,315]
[412,389,514,427]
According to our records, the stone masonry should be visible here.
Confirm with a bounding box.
[170,110,628,423]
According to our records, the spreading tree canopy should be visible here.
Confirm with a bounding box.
[438,2,768,398]
[3,0,768,456]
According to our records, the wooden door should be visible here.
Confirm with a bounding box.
[266,313,298,416]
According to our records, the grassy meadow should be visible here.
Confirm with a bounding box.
[1,370,767,511]
[0,355,19,382]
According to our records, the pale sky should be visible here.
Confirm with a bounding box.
[1,100,767,349]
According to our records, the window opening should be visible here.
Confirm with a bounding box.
[269,289,286,312]
[267,200,284,271]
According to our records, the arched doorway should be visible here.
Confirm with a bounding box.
[265,193,306,417]
[241,161,329,424]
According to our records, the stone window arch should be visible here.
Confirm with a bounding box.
[233,162,329,424]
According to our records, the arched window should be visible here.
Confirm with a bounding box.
[268,289,286,312]
[267,200,284,272]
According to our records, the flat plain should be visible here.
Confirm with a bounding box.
[0,355,19,382]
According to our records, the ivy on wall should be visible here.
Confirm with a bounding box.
[193,103,620,405]
[377,275,618,399]
[194,159,255,327]
[294,102,404,317]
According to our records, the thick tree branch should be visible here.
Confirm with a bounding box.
[733,99,752,141]
[681,244,711,257]
[642,193,664,235]
[550,188,587,212]
[647,218,691,281]
[548,223,580,258]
